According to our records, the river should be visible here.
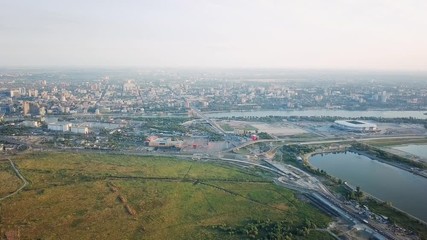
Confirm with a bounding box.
[205,110,427,119]
[309,151,427,222]
[392,144,427,159]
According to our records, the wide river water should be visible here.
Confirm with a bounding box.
[205,110,427,119]
[309,152,427,222]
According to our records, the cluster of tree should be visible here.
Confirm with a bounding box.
[281,144,314,155]
[257,132,273,139]
[192,123,224,141]
[208,133,225,142]
[355,186,364,199]
[340,185,365,201]
[0,125,33,135]
[212,218,319,239]
[106,129,146,148]
[278,145,312,167]
[137,117,189,133]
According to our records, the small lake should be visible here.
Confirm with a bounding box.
[392,144,427,159]
[309,152,427,222]
[205,110,427,119]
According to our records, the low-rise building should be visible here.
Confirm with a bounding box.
[146,136,183,148]
[48,123,89,134]
[70,126,89,134]
[21,121,40,128]
[48,123,72,132]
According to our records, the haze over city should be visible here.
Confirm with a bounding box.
[1,0,427,71]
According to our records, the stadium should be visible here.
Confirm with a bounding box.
[333,120,378,132]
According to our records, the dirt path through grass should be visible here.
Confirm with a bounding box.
[0,158,28,201]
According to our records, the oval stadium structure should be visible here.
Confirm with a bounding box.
[333,120,378,132]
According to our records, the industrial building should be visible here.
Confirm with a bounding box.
[146,136,183,148]
[70,126,89,134]
[48,123,72,132]
[21,121,40,128]
[333,120,378,132]
[48,123,89,134]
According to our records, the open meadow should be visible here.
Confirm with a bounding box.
[0,152,332,239]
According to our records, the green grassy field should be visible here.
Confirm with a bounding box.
[219,123,258,132]
[219,123,234,132]
[365,138,427,147]
[0,152,331,239]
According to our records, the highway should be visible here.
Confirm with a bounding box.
[190,106,227,135]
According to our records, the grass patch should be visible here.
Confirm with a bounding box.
[305,230,337,240]
[0,152,331,239]
[243,125,258,131]
[220,124,234,132]
[366,138,427,147]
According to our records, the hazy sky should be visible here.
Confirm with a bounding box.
[1,0,427,70]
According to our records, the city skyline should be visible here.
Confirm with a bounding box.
[1,0,427,71]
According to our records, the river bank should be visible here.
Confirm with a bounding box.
[302,145,427,179]
[350,149,427,179]
[307,151,427,225]
[351,142,427,178]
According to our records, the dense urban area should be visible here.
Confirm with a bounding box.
[1,70,427,116]
[1,69,427,240]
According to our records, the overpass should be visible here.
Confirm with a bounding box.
[190,107,227,135]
